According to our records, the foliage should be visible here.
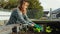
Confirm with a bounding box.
[0,0,43,19]
[27,0,43,19]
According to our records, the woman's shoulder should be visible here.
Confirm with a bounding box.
[12,8,18,11]
[10,8,18,15]
[11,8,18,13]
[11,8,22,15]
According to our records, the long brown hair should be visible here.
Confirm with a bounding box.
[19,0,29,11]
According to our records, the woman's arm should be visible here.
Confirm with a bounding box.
[17,13,27,24]
[24,14,34,23]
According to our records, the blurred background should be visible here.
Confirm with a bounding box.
[0,0,60,34]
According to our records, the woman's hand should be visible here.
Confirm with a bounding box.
[33,24,43,32]
[31,24,35,26]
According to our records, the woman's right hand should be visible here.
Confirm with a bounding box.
[33,24,43,32]
[31,24,35,26]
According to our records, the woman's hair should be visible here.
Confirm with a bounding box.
[19,0,29,10]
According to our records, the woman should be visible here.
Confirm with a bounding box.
[6,0,43,32]
[6,0,35,26]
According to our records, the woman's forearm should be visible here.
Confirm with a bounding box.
[24,14,34,23]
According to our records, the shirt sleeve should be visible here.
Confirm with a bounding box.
[23,14,35,24]
[17,13,27,24]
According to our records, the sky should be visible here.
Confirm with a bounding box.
[39,0,60,10]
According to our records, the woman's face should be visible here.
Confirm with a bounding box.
[22,1,29,9]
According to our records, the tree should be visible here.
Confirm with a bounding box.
[0,0,19,9]
[0,0,43,19]
[27,0,43,19]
